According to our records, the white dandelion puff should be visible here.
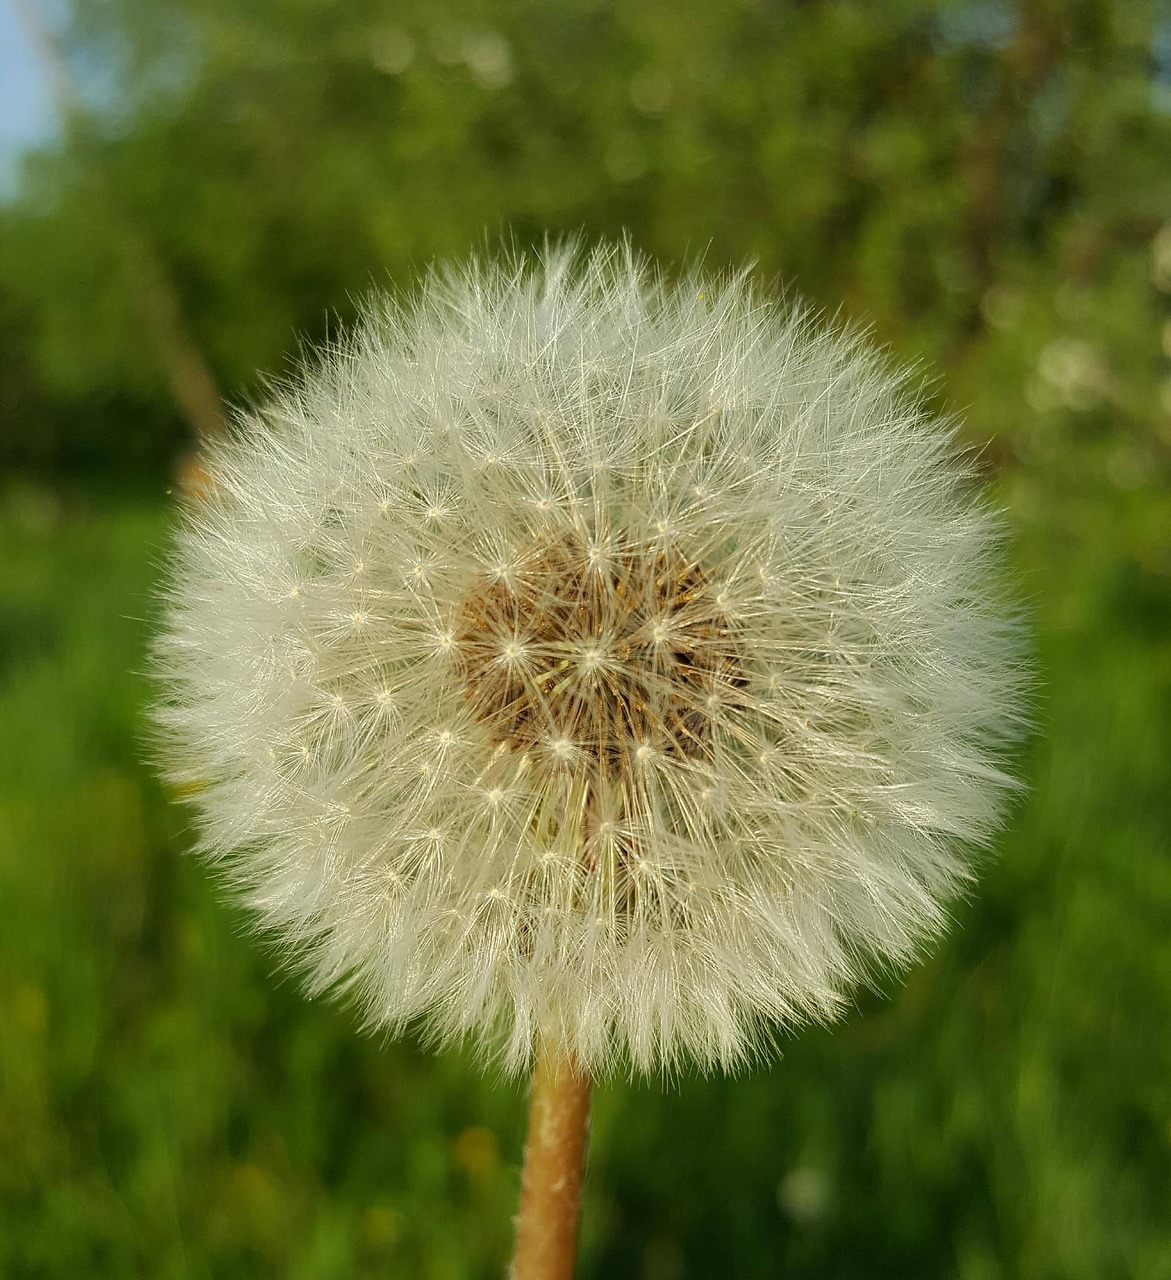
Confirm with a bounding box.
[152,242,1027,1078]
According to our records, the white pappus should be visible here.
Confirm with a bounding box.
[152,242,1027,1077]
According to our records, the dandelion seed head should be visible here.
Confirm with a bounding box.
[152,242,1027,1077]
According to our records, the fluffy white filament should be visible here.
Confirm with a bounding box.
[153,243,1026,1076]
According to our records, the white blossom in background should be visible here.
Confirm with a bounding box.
[153,243,1027,1076]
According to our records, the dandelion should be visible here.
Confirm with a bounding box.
[153,242,1026,1278]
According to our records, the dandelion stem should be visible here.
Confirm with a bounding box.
[510,1041,592,1280]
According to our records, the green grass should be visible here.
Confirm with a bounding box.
[0,458,1168,1279]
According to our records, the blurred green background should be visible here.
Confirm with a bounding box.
[1,0,1169,1276]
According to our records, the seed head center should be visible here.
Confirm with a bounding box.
[453,531,742,776]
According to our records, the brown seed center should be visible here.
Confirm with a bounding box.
[452,531,743,777]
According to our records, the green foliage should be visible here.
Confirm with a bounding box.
[1,0,1169,1274]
